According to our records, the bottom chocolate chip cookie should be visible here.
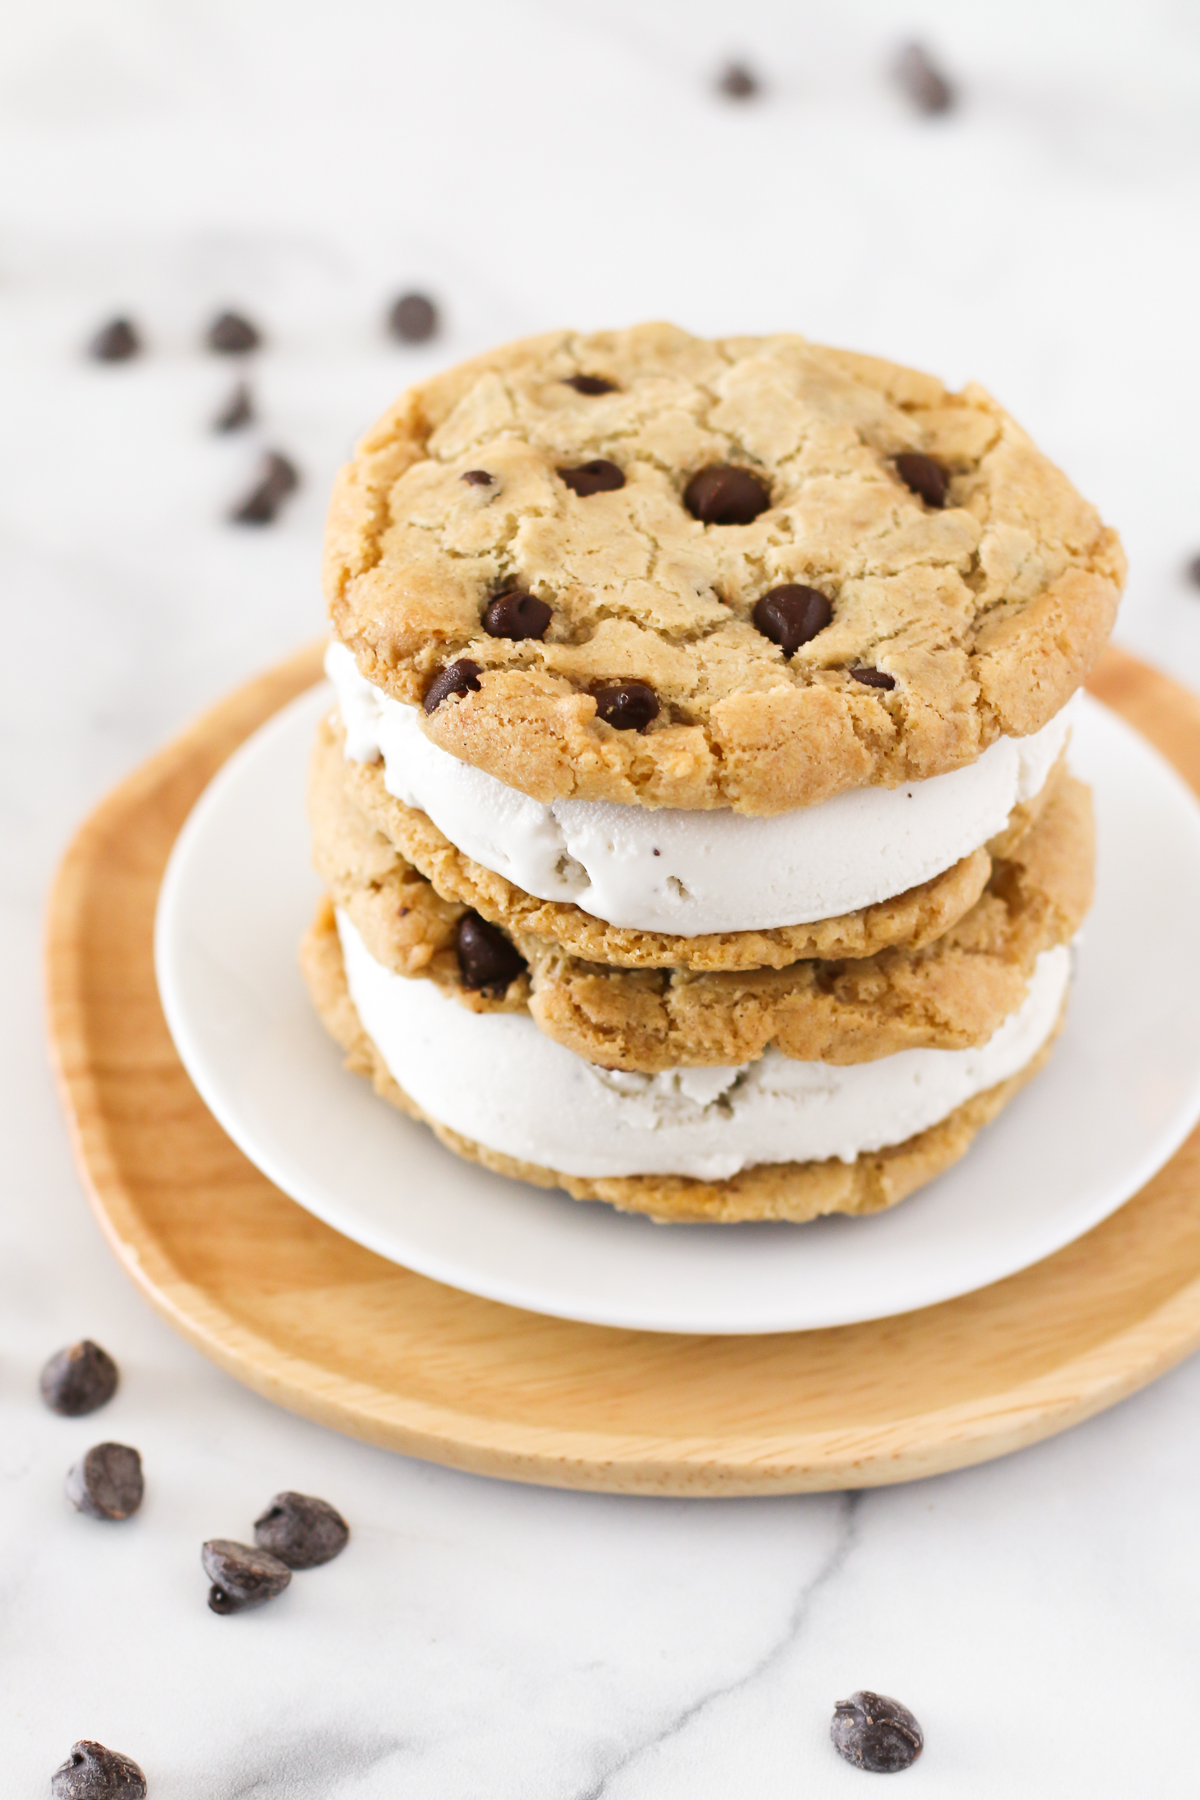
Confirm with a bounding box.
[300,902,1064,1226]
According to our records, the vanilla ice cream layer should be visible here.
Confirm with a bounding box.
[338,912,1069,1181]
[327,643,1075,938]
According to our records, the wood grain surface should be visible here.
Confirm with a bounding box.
[43,642,1200,1496]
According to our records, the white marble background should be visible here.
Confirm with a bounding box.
[3,1,1200,1792]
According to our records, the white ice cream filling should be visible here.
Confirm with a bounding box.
[337,911,1070,1182]
[327,642,1075,938]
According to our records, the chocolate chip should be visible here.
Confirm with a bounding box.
[752,585,833,655]
[456,913,527,992]
[423,659,482,713]
[851,667,896,689]
[831,1691,924,1773]
[894,42,955,114]
[563,374,616,395]
[717,61,759,99]
[52,1741,147,1799]
[894,451,949,508]
[558,458,626,497]
[254,1491,350,1569]
[212,379,254,432]
[206,310,261,354]
[40,1341,118,1417]
[387,292,439,343]
[65,1443,144,1521]
[1185,553,1200,588]
[202,1538,292,1613]
[483,590,551,641]
[683,464,771,525]
[592,680,659,731]
[87,318,141,362]
[462,469,494,486]
[230,450,300,524]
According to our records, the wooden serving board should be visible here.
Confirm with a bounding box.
[44,643,1200,1496]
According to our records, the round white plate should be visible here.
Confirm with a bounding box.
[155,686,1200,1335]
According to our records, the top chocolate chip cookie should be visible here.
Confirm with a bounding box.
[325,324,1123,814]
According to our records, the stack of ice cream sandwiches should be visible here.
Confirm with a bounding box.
[302,324,1123,1224]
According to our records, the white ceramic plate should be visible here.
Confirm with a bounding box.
[155,685,1200,1335]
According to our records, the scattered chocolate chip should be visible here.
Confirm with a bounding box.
[387,291,439,343]
[229,450,299,525]
[254,1491,350,1569]
[831,1691,924,1773]
[212,379,254,432]
[455,913,527,992]
[559,458,626,497]
[752,585,833,655]
[717,61,759,99]
[461,469,494,486]
[894,42,955,115]
[65,1443,144,1521]
[202,1538,292,1614]
[850,667,896,689]
[52,1741,147,1799]
[483,590,551,641]
[423,659,482,713]
[563,374,617,395]
[87,318,141,363]
[1185,553,1200,588]
[683,464,771,525]
[592,680,659,731]
[40,1341,118,1417]
[894,451,949,508]
[206,309,261,354]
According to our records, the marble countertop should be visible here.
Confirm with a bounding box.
[4,2,1200,1792]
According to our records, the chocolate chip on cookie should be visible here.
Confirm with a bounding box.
[563,374,617,395]
[683,464,771,525]
[461,469,494,486]
[752,585,833,655]
[894,42,955,115]
[87,318,141,362]
[894,451,949,508]
[483,590,552,641]
[831,1691,923,1773]
[592,681,659,731]
[558,459,626,497]
[423,660,482,713]
[65,1443,144,1521]
[206,310,261,354]
[388,292,439,343]
[850,667,896,689]
[456,913,527,991]
[52,1742,146,1798]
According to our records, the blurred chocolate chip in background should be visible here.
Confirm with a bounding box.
[40,1340,119,1416]
[387,291,439,343]
[558,459,626,496]
[229,450,300,524]
[87,318,141,363]
[255,1491,350,1568]
[212,380,254,433]
[52,1741,147,1798]
[206,310,262,354]
[831,1690,924,1772]
[717,61,760,100]
[894,451,949,508]
[894,41,956,114]
[563,374,617,395]
[1185,552,1200,588]
[65,1443,144,1521]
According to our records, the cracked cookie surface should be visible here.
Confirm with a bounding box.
[311,730,1092,1070]
[301,900,1062,1224]
[325,323,1124,815]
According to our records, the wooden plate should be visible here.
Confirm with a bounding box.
[45,643,1200,1496]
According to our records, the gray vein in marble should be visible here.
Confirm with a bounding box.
[211,1727,409,1798]
[573,1492,862,1799]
